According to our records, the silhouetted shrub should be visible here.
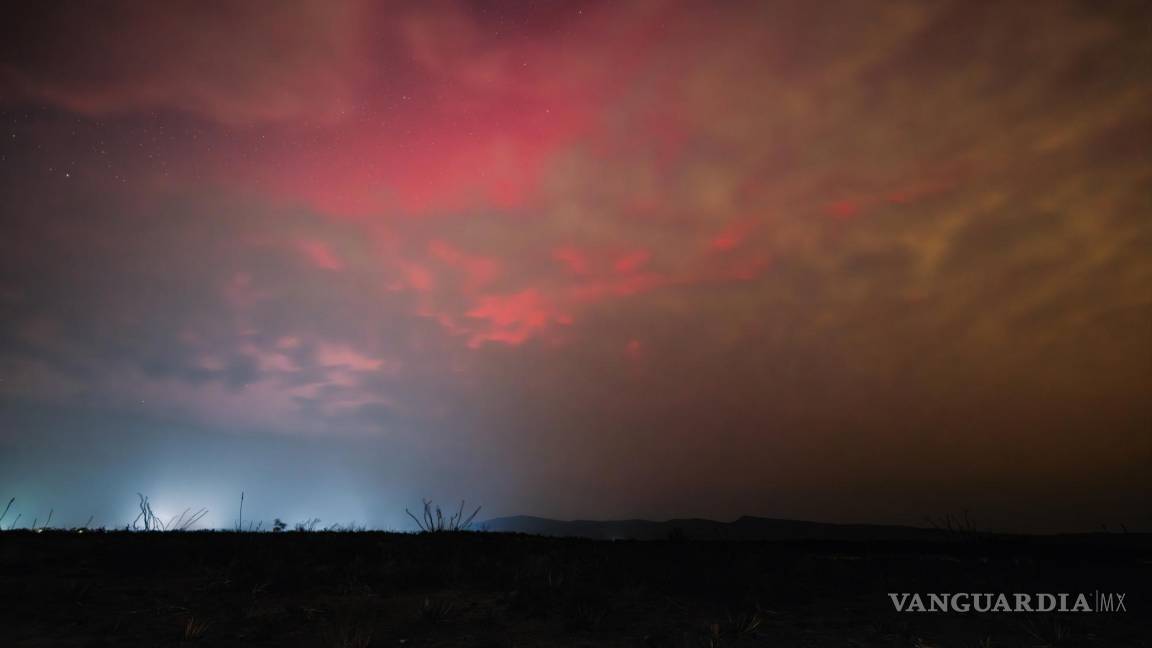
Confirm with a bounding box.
[405,499,482,533]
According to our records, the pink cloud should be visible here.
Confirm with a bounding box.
[825,200,861,220]
[614,249,651,274]
[709,220,757,253]
[316,343,386,373]
[402,263,435,293]
[298,240,345,271]
[552,246,590,276]
[429,240,502,290]
[465,289,569,348]
[0,1,369,126]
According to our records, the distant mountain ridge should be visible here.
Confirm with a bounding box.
[478,514,953,542]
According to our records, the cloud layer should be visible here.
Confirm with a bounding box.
[0,0,1149,531]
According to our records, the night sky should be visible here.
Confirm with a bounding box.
[1,1,1149,532]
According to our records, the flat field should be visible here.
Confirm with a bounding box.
[1,531,1147,647]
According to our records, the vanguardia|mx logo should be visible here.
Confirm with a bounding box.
[888,592,1127,613]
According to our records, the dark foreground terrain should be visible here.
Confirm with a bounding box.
[1,530,1148,647]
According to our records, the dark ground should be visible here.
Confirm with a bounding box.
[1,530,1148,647]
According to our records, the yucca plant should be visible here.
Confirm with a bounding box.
[0,497,13,530]
[405,499,481,533]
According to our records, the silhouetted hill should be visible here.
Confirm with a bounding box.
[479,514,953,541]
